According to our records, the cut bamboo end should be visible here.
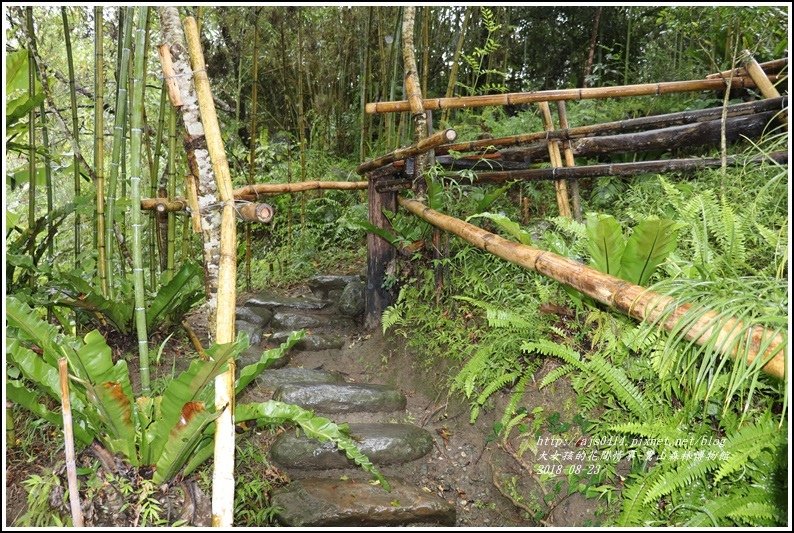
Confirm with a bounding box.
[357,128,457,175]
[706,57,787,79]
[237,202,274,223]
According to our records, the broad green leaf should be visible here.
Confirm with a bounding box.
[146,262,202,331]
[147,339,242,464]
[585,213,625,276]
[6,50,40,94]
[7,380,93,445]
[467,212,532,245]
[236,400,390,491]
[474,183,512,214]
[71,331,137,462]
[236,330,305,394]
[6,92,44,128]
[619,218,682,286]
[427,176,445,210]
[6,296,71,365]
[152,402,222,484]
[7,340,65,404]
[350,218,407,248]
[52,273,132,334]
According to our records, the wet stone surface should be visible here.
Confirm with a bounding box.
[236,305,273,327]
[235,320,263,346]
[271,423,433,469]
[338,280,365,317]
[271,478,456,526]
[272,383,407,413]
[270,331,345,351]
[270,312,324,330]
[245,293,329,310]
[308,275,364,299]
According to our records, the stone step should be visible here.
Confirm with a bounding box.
[235,305,273,327]
[308,274,364,300]
[236,320,264,346]
[245,293,329,311]
[238,367,346,403]
[271,423,433,470]
[270,312,355,332]
[269,330,344,352]
[271,478,455,526]
[273,383,406,414]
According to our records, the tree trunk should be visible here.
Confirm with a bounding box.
[582,7,602,87]
[158,6,222,324]
[62,8,82,265]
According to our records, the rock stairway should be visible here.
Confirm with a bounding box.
[236,275,456,527]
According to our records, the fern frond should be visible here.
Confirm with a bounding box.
[500,372,532,429]
[475,371,520,407]
[618,467,664,526]
[587,354,649,417]
[539,364,574,388]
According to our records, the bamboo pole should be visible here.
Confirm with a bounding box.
[26,8,36,285]
[442,7,472,124]
[62,8,82,265]
[165,106,177,282]
[59,359,84,527]
[436,97,786,155]
[538,102,571,218]
[706,57,787,79]
[129,7,151,395]
[235,180,369,200]
[105,7,134,299]
[140,198,187,212]
[555,101,582,221]
[741,50,787,125]
[183,15,236,527]
[237,202,274,223]
[366,76,774,114]
[246,12,260,292]
[399,199,785,380]
[95,6,108,295]
[182,320,208,360]
[357,128,456,174]
[401,6,430,183]
[158,44,183,106]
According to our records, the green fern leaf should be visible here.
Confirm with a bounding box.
[586,213,625,276]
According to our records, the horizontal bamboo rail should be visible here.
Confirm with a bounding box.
[356,128,457,175]
[366,76,778,114]
[233,180,368,200]
[398,198,785,380]
[436,97,787,155]
[706,57,787,79]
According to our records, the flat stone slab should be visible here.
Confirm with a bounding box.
[255,367,346,390]
[271,423,433,469]
[308,275,364,298]
[272,478,455,526]
[246,293,329,311]
[273,383,406,413]
[271,331,344,352]
[236,305,273,327]
[271,312,324,330]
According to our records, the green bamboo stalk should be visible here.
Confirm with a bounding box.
[130,6,151,394]
[104,7,134,298]
[95,7,108,296]
[62,8,81,266]
[26,8,37,284]
[165,106,177,283]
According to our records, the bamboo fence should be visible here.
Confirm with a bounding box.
[398,198,785,380]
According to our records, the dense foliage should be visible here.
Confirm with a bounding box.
[4,4,789,527]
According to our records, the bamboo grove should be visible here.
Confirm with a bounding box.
[4,4,789,528]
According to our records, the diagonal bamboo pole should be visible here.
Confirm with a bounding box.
[556,101,581,221]
[741,50,787,126]
[183,15,236,527]
[398,198,785,380]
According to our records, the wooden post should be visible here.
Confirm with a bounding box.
[538,101,572,218]
[741,49,787,125]
[59,359,84,527]
[365,172,397,330]
[556,101,582,221]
